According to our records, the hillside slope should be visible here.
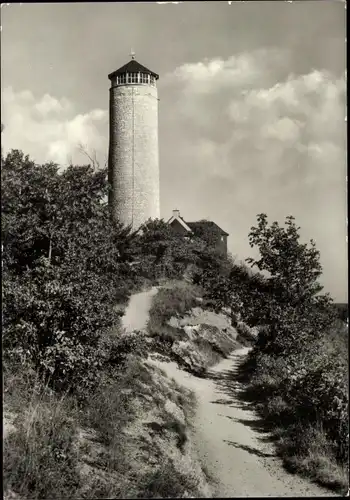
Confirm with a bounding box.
[3,286,211,499]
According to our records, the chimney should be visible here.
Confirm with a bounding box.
[173,209,180,218]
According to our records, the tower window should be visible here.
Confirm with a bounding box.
[113,72,156,86]
[120,72,140,84]
[118,74,126,84]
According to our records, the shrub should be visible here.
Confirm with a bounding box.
[2,151,138,393]
[235,321,256,346]
[82,374,134,447]
[223,214,349,490]
[275,422,348,491]
[149,282,201,326]
[3,259,122,393]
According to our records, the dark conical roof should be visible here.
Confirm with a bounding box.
[108,59,159,80]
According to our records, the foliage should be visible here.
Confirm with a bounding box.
[138,458,200,499]
[2,147,213,499]
[242,215,348,468]
[3,348,201,500]
[188,219,223,249]
[1,148,230,393]
[333,303,348,323]
[246,214,324,303]
[149,282,202,326]
[2,149,137,393]
[134,218,207,281]
[196,211,348,486]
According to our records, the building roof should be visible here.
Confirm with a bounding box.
[167,212,229,237]
[167,214,193,233]
[108,59,159,80]
[187,220,229,236]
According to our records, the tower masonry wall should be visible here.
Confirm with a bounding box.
[109,83,160,230]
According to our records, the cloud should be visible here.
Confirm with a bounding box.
[1,48,346,299]
[161,49,347,300]
[167,49,291,91]
[1,87,108,166]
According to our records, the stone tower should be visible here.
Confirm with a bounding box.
[108,54,160,230]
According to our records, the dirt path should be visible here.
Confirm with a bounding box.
[121,286,158,333]
[147,348,335,497]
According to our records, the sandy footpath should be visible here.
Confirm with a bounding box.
[148,348,336,498]
[122,287,335,497]
[121,286,158,333]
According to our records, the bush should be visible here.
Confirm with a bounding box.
[215,213,349,491]
[235,321,256,346]
[3,259,122,393]
[2,148,210,499]
[2,151,138,393]
[275,422,348,491]
[148,282,201,327]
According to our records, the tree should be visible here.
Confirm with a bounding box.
[2,149,136,392]
[134,218,207,281]
[189,220,223,250]
[77,142,107,171]
[217,213,348,471]
[136,219,175,259]
[243,213,336,353]
[246,214,324,306]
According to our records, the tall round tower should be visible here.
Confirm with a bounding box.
[108,54,160,230]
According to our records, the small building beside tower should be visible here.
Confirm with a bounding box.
[167,209,229,256]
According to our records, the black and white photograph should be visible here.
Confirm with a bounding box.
[1,1,348,498]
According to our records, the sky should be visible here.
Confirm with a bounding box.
[1,1,347,301]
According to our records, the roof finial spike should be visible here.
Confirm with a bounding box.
[130,48,135,60]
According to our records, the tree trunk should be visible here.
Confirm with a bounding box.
[48,237,52,262]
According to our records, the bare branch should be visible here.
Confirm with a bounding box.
[76,142,100,170]
[66,153,73,166]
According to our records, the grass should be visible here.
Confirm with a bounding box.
[144,418,188,452]
[275,423,349,492]
[137,458,201,499]
[147,316,185,343]
[148,281,203,327]
[3,354,135,499]
[147,281,205,363]
[4,349,203,500]
[4,385,81,499]
[81,374,134,447]
[170,380,198,422]
[3,279,211,500]
[193,336,223,366]
[147,280,238,376]
[237,332,349,494]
